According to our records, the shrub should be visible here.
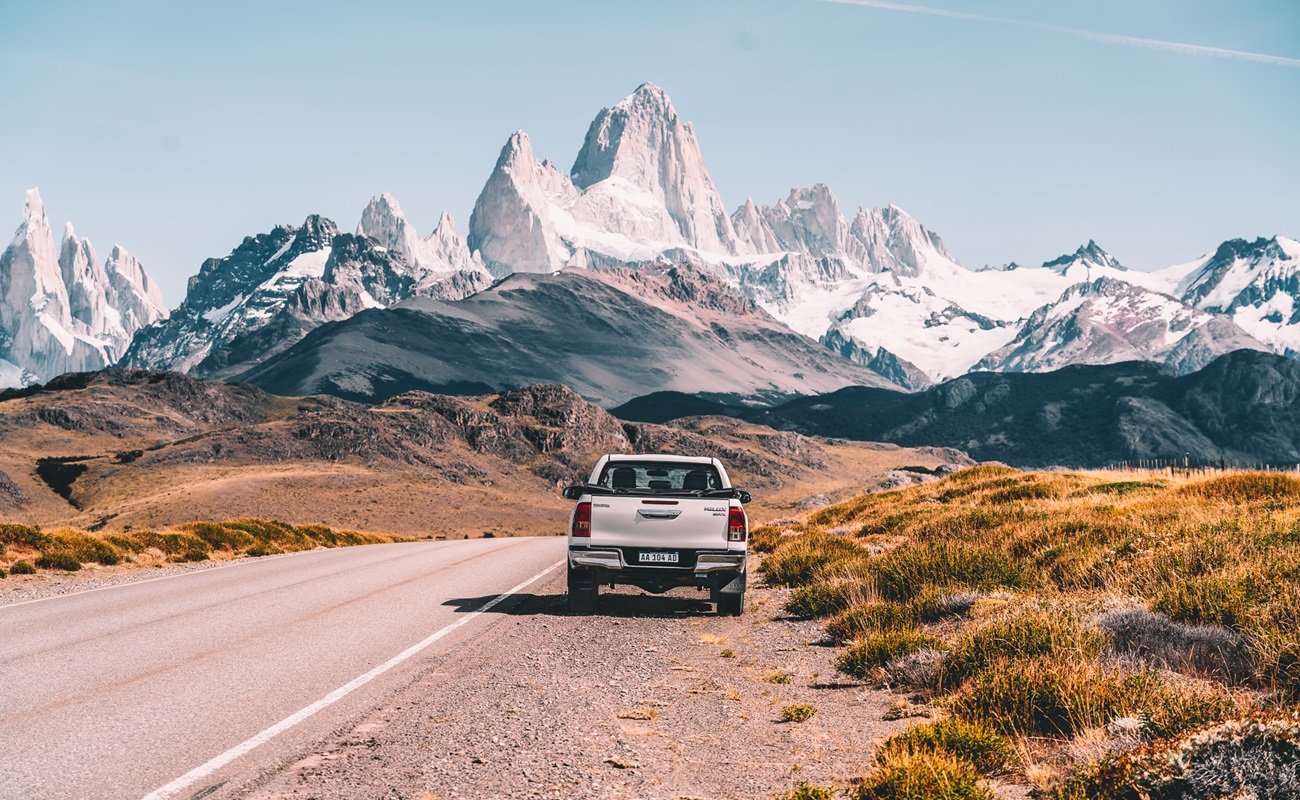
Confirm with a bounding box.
[786,580,868,618]
[948,658,1236,739]
[827,602,916,643]
[943,607,1105,687]
[9,560,36,575]
[761,534,864,586]
[783,784,834,800]
[911,588,985,622]
[885,648,946,691]
[749,525,787,554]
[41,529,123,566]
[853,747,993,800]
[837,630,940,681]
[1152,575,1256,629]
[0,523,46,549]
[1095,607,1254,683]
[1050,714,1300,800]
[128,531,211,562]
[766,671,793,684]
[871,543,1027,601]
[36,551,82,571]
[179,521,256,551]
[1077,481,1165,497]
[781,704,817,723]
[879,718,1019,775]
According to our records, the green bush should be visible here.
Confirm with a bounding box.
[761,533,864,587]
[0,523,47,549]
[781,704,817,723]
[35,551,82,571]
[837,630,940,681]
[943,607,1104,687]
[783,784,834,800]
[786,580,865,618]
[853,747,993,800]
[9,560,36,575]
[879,719,1018,775]
[871,543,1028,601]
[827,602,916,643]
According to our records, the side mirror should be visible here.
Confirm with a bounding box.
[562,485,585,501]
[736,490,752,504]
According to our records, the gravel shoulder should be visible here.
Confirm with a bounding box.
[243,560,917,800]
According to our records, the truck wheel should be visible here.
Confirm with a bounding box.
[717,591,744,617]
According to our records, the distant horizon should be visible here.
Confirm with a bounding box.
[3,0,1297,306]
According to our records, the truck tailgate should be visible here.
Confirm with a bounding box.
[588,496,728,551]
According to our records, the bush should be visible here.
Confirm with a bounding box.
[781,704,817,723]
[786,580,868,618]
[948,658,1236,739]
[871,543,1028,601]
[761,533,864,586]
[36,551,82,571]
[10,560,36,575]
[1095,607,1254,683]
[1051,714,1300,800]
[837,630,940,681]
[749,525,787,554]
[827,602,916,643]
[943,607,1104,687]
[766,671,793,684]
[783,784,834,800]
[42,529,122,566]
[853,747,993,800]
[0,523,46,549]
[128,531,211,562]
[885,648,946,691]
[880,718,1019,775]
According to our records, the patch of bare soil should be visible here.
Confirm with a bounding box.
[243,564,915,800]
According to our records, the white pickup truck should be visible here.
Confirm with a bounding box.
[562,454,751,615]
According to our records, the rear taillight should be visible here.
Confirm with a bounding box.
[571,501,592,538]
[727,506,747,542]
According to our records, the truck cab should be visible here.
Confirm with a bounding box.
[562,454,750,615]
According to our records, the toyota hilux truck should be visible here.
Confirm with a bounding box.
[562,454,751,615]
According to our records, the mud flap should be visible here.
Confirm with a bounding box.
[718,569,747,595]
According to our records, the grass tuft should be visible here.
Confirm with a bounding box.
[853,747,993,800]
[780,704,817,723]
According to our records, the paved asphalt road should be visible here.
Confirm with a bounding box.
[0,537,566,800]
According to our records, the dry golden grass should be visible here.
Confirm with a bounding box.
[0,517,394,574]
[763,467,1300,797]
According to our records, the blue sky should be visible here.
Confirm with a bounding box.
[2,0,1297,304]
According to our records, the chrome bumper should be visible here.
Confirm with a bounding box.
[568,549,746,573]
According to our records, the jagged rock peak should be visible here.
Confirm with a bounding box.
[1043,240,1125,271]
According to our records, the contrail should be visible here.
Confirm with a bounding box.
[821,0,1300,69]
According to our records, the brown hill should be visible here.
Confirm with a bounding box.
[0,371,965,537]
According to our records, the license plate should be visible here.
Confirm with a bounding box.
[639,550,679,564]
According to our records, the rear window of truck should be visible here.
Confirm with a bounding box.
[596,462,723,494]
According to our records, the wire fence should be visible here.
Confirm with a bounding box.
[1102,457,1300,475]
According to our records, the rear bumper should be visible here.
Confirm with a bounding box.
[568,546,747,593]
[569,547,745,572]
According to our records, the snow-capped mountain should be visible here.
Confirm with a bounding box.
[977,276,1267,375]
[0,189,164,387]
[1167,236,1300,358]
[18,81,1293,401]
[468,83,748,277]
[121,198,491,379]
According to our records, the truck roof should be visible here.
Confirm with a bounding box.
[604,454,716,465]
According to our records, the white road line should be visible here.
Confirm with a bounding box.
[138,557,564,800]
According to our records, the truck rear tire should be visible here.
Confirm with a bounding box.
[717,590,744,616]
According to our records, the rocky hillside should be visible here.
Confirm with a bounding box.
[613,349,1300,468]
[237,263,899,405]
[0,370,955,535]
